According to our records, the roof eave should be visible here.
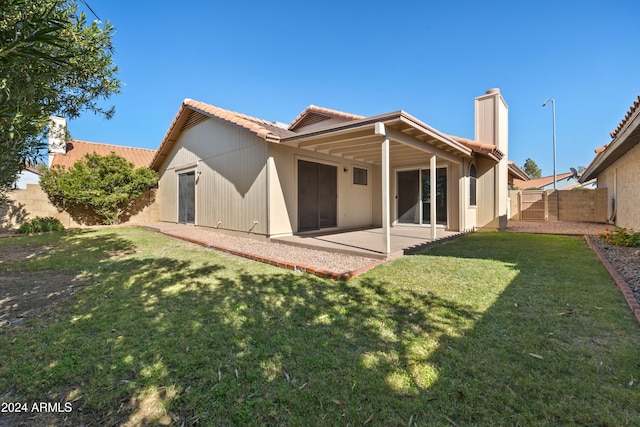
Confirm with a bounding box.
[580,107,640,182]
[282,110,474,158]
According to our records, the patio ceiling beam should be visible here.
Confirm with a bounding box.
[296,129,375,149]
[334,146,381,157]
[386,127,463,165]
[303,136,377,153]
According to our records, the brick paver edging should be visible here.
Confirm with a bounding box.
[585,235,640,324]
[157,230,384,281]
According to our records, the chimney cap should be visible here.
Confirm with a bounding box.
[485,88,501,95]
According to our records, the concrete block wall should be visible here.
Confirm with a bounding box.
[509,188,607,223]
[1,184,159,230]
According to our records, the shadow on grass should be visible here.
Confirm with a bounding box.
[1,230,639,426]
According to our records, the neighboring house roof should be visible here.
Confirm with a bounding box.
[581,94,640,182]
[507,161,530,181]
[151,99,505,171]
[565,178,596,190]
[513,172,574,189]
[50,140,156,169]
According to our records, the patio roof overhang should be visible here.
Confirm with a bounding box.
[280,111,474,165]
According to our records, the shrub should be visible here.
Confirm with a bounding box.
[40,153,158,225]
[599,227,640,247]
[17,217,64,234]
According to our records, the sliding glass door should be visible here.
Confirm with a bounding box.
[397,168,447,226]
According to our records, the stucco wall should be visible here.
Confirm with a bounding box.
[597,141,640,230]
[269,144,377,236]
[1,184,159,230]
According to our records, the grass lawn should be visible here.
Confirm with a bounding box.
[1,227,639,426]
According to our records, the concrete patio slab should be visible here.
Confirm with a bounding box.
[273,227,465,259]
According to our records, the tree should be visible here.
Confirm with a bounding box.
[523,158,542,179]
[40,153,158,225]
[0,0,120,201]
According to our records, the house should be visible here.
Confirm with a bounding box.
[151,89,511,255]
[507,161,530,189]
[48,117,156,169]
[580,94,640,230]
[2,117,158,229]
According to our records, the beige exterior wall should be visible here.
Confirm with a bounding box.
[1,184,158,230]
[597,141,640,230]
[157,113,498,237]
[475,157,498,230]
[268,143,379,236]
[475,89,509,230]
[157,118,269,235]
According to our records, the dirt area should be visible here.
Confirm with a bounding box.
[0,244,88,329]
[505,220,614,235]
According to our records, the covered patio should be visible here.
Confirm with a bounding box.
[273,226,466,259]
[280,111,481,257]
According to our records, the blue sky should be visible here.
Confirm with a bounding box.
[71,0,639,177]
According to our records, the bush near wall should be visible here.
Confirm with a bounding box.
[17,216,64,234]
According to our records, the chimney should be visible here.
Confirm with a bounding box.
[474,88,509,229]
[48,116,67,167]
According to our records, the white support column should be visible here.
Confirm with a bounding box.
[375,123,391,255]
[430,154,437,241]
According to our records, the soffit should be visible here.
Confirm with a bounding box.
[282,112,474,165]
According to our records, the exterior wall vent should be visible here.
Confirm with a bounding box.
[181,111,209,132]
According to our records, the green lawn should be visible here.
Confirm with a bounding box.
[1,227,639,426]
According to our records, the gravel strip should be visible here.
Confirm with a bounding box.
[589,237,640,305]
[152,225,378,275]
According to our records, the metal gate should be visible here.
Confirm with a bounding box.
[520,191,546,221]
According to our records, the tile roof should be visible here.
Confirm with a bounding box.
[610,95,640,138]
[513,172,574,189]
[151,99,297,170]
[448,135,504,160]
[50,140,156,169]
[581,94,640,182]
[183,99,295,141]
[289,105,365,131]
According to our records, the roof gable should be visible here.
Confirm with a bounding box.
[289,105,364,132]
[151,99,296,170]
[50,140,155,169]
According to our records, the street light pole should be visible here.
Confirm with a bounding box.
[542,98,557,189]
